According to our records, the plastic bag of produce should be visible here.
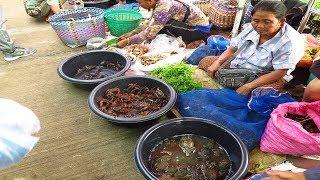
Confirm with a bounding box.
[133,34,186,72]
[0,98,40,169]
[297,34,320,68]
[260,101,320,155]
[135,49,185,72]
[148,34,184,53]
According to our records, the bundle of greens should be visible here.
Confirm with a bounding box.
[151,62,202,93]
[305,48,319,58]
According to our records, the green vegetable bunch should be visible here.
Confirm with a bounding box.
[151,62,202,93]
[305,48,319,58]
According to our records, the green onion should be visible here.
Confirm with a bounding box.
[151,62,202,93]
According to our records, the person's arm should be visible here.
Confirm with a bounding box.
[117,23,165,47]
[236,69,288,95]
[206,46,236,76]
[50,4,61,13]
[47,0,62,13]
[237,40,299,95]
[205,25,254,75]
[217,46,237,64]
[265,170,306,180]
[117,3,172,48]
[119,20,149,40]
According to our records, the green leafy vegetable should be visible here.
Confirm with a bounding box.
[253,160,269,172]
[151,62,202,93]
[305,48,319,58]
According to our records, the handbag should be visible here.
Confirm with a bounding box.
[216,41,268,88]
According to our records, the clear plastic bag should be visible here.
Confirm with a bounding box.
[0,98,40,169]
[134,34,185,72]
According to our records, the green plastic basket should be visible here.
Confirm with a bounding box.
[105,10,142,37]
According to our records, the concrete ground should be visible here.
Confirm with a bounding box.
[0,0,145,179]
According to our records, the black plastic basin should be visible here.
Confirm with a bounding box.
[84,0,115,9]
[57,50,130,89]
[88,75,177,123]
[135,117,249,179]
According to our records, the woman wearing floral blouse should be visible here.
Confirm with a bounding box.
[117,0,212,48]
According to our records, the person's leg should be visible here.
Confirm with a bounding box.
[159,20,209,44]
[303,78,320,102]
[0,5,15,53]
[24,0,51,20]
[1,5,36,61]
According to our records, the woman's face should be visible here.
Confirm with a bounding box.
[251,11,285,37]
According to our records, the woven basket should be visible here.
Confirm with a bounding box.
[210,0,238,30]
[48,7,105,48]
[193,0,214,18]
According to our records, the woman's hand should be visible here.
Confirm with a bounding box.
[117,39,129,48]
[207,59,221,77]
[236,83,255,96]
[263,170,306,180]
[119,32,133,40]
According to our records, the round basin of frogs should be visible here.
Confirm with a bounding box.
[135,117,249,179]
[88,75,177,123]
[57,50,130,89]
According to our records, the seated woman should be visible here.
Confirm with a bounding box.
[116,0,211,48]
[24,0,82,20]
[303,57,320,102]
[199,0,304,95]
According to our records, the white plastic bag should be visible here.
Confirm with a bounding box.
[0,98,40,134]
[134,34,186,72]
[135,49,185,72]
[0,98,40,169]
[148,34,183,53]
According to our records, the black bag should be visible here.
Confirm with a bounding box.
[216,41,268,88]
[216,68,263,88]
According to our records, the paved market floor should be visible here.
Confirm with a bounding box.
[0,0,146,179]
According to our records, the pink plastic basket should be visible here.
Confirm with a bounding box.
[48,7,105,48]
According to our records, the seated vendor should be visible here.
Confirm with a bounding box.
[24,0,82,20]
[116,0,211,48]
[303,57,320,102]
[199,0,304,96]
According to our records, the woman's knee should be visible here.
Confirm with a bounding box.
[198,56,219,70]
[24,1,51,19]
[303,78,320,102]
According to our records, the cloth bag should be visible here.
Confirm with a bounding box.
[260,101,320,155]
